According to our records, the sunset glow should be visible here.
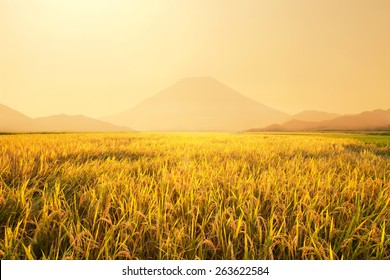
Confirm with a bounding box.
[0,0,389,118]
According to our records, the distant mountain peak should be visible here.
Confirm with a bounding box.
[103,77,290,131]
[178,76,216,82]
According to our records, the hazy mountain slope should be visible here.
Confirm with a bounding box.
[0,104,132,132]
[256,109,390,131]
[291,110,341,122]
[0,104,35,132]
[104,77,290,131]
[34,114,133,132]
[318,109,390,130]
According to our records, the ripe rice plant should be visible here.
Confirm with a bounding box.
[0,132,389,259]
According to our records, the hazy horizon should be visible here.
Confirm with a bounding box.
[1,0,389,119]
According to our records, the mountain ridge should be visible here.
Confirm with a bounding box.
[0,105,132,132]
[291,110,341,122]
[2,77,389,132]
[249,109,390,132]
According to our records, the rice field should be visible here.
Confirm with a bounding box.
[0,132,389,260]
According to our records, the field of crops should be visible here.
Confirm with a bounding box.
[0,132,389,259]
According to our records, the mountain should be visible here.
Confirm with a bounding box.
[0,104,132,132]
[34,114,132,132]
[291,110,340,122]
[252,109,390,131]
[103,77,290,131]
[319,109,390,130]
[0,104,35,132]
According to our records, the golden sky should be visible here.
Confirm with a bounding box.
[0,0,389,118]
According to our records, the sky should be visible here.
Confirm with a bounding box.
[0,0,389,118]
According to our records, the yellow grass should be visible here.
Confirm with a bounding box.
[0,132,389,259]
